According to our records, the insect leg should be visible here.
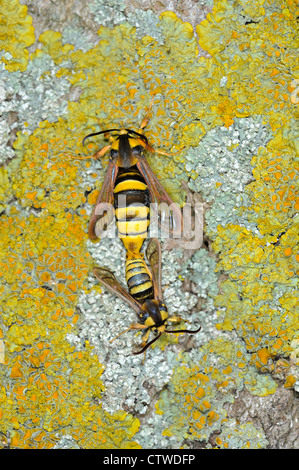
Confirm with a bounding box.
[139,328,151,349]
[167,315,191,324]
[139,96,155,132]
[109,322,147,343]
[144,141,184,157]
[67,144,111,161]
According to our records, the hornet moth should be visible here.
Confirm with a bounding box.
[93,238,201,358]
[83,100,183,256]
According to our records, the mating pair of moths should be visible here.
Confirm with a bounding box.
[83,104,200,357]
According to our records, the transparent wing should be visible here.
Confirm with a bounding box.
[88,160,118,240]
[145,238,162,301]
[93,267,141,314]
[137,157,183,238]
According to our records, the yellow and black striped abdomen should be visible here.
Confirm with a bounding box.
[114,167,150,255]
[125,258,153,301]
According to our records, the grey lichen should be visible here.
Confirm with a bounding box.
[126,9,164,44]
[185,117,272,235]
[0,55,72,164]
[62,21,97,52]
[88,1,164,43]
[53,434,81,449]
[217,419,269,448]
[179,247,218,298]
[88,0,127,27]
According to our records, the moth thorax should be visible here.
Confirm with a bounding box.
[117,154,138,168]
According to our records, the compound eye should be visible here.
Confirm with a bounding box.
[137,310,149,323]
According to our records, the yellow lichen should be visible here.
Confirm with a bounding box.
[0,0,35,72]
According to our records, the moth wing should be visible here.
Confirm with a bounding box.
[136,157,183,238]
[93,267,141,314]
[88,159,118,240]
[146,238,162,301]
